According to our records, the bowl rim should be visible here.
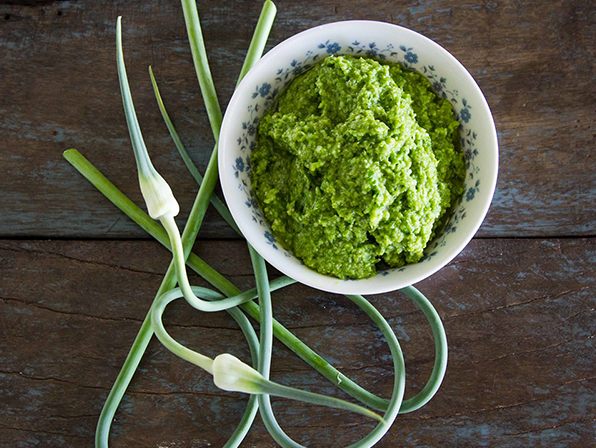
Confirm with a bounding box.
[219,20,499,294]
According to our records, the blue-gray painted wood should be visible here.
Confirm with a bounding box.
[0,238,594,447]
[0,0,594,238]
[1,0,595,447]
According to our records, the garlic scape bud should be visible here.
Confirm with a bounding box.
[212,354,385,422]
[117,14,384,429]
[116,17,180,220]
[137,171,180,220]
[213,353,264,393]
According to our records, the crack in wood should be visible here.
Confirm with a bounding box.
[0,295,145,323]
[470,334,596,364]
[47,413,101,420]
[504,416,596,436]
[0,422,83,439]
[104,217,122,236]
[560,375,596,387]
[399,394,559,422]
[448,242,538,266]
[445,286,594,320]
[0,244,164,277]
[283,420,365,430]
[0,369,240,399]
[0,295,242,331]
[280,309,425,332]
[563,307,596,321]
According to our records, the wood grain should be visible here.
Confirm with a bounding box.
[0,0,594,238]
[1,1,595,447]
[1,238,595,447]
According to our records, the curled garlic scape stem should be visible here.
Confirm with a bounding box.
[64,5,448,445]
[116,16,383,423]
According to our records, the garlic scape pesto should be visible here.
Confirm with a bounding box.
[250,55,465,279]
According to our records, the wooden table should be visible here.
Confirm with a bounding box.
[1,1,595,446]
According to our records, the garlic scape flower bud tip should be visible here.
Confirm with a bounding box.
[212,354,265,394]
[139,171,180,220]
[116,17,180,221]
[211,354,384,422]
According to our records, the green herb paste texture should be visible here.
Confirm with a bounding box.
[251,55,465,279]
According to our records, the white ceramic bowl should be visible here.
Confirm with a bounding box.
[219,21,498,295]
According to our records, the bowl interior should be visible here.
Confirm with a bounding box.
[219,21,498,295]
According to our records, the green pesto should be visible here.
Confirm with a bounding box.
[251,55,465,279]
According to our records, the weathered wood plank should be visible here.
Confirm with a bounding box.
[1,238,594,447]
[0,0,594,238]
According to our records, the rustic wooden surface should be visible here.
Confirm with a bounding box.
[0,0,595,447]
[1,239,595,447]
[1,0,595,238]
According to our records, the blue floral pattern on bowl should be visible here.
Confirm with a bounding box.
[231,39,481,274]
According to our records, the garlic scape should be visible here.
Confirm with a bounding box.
[116,17,179,221]
[149,279,383,421]
[116,18,248,313]
[213,354,385,423]
[116,14,383,428]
